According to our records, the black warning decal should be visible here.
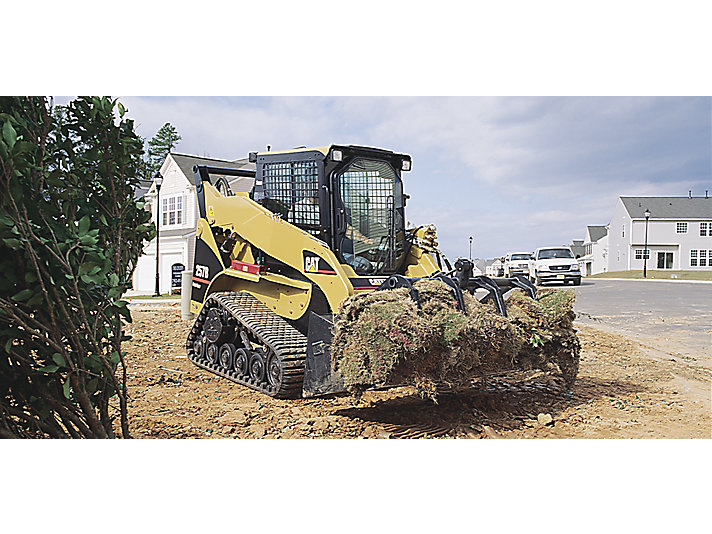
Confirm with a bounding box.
[303,251,337,275]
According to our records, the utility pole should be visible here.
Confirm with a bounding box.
[154,172,163,296]
[643,208,651,278]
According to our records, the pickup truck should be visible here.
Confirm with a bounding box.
[529,246,581,286]
[503,252,532,278]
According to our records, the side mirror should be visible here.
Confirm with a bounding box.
[576,254,581,259]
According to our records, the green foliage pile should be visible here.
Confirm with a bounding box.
[331,280,580,399]
[0,96,155,438]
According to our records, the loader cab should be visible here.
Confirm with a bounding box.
[251,145,411,276]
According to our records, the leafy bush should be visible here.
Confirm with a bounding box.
[0,96,155,438]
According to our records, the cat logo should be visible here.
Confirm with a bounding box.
[305,255,320,273]
[369,278,386,286]
[302,251,336,275]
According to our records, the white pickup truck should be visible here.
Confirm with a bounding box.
[503,252,532,278]
[529,246,581,286]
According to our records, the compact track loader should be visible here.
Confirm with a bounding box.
[186,145,539,398]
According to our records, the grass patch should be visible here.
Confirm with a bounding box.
[589,270,712,281]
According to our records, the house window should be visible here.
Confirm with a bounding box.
[621,225,625,238]
[701,250,709,268]
[162,195,184,226]
[676,222,687,233]
[701,222,709,236]
[690,250,698,267]
[635,249,650,260]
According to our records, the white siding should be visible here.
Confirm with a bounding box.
[607,199,630,272]
[132,155,202,293]
[132,236,189,294]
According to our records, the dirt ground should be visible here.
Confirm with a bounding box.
[119,307,711,439]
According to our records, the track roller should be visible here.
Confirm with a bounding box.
[186,292,308,398]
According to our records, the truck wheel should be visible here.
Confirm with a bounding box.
[573,278,581,286]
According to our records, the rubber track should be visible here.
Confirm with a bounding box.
[186,292,307,398]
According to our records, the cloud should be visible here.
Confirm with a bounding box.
[87,95,710,259]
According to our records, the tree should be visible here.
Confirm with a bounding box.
[0,96,155,438]
[146,122,181,179]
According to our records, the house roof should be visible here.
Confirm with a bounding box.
[133,181,152,200]
[169,153,256,186]
[621,196,712,219]
[587,225,608,242]
[570,242,586,257]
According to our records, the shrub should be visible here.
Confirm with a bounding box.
[0,96,155,438]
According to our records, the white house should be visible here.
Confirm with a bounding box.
[596,195,711,274]
[132,153,255,294]
[485,258,503,277]
[471,259,486,276]
[580,225,608,276]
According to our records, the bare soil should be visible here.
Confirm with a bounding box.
[119,308,711,439]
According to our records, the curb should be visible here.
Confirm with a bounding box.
[127,299,181,306]
[584,277,712,285]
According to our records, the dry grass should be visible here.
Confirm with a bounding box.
[331,280,580,398]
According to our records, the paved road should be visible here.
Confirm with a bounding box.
[565,279,712,366]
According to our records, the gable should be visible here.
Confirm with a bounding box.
[586,225,608,243]
[158,156,193,193]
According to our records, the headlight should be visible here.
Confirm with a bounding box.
[331,149,343,162]
[402,159,411,171]
[571,264,580,271]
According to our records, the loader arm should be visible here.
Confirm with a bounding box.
[191,178,354,318]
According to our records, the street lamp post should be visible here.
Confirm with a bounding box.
[154,172,163,297]
[643,208,651,278]
[469,236,473,261]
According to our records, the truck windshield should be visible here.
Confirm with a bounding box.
[538,249,574,259]
[338,159,404,274]
[511,254,530,260]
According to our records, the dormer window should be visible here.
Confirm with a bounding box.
[162,195,184,226]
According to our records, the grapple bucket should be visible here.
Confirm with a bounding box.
[301,263,540,397]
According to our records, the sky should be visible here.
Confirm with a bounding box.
[100,96,711,261]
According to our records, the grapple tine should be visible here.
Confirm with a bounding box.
[467,275,508,317]
[508,274,537,299]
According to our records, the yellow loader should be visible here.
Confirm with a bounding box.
[186,145,537,397]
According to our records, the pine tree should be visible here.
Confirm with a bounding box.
[146,122,181,179]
